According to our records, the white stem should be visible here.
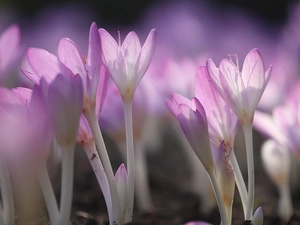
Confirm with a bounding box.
[83,142,112,222]
[135,140,152,212]
[229,150,247,219]
[207,170,229,225]
[59,145,75,225]
[37,165,60,224]
[85,110,120,225]
[0,164,14,225]
[278,182,293,221]
[124,101,135,223]
[242,123,255,221]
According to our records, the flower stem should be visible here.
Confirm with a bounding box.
[0,163,14,225]
[207,169,228,225]
[242,123,255,221]
[59,145,75,225]
[135,140,152,212]
[229,150,247,219]
[37,165,60,224]
[85,110,120,225]
[278,181,293,221]
[83,142,112,222]
[124,101,135,223]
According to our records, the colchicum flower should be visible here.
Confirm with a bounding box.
[99,28,156,102]
[167,95,214,172]
[207,48,271,221]
[167,95,235,225]
[207,48,271,125]
[99,28,156,224]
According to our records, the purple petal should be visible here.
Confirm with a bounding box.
[177,102,213,171]
[0,24,20,72]
[27,48,72,83]
[86,22,101,100]
[27,48,60,83]
[95,64,109,117]
[99,29,127,93]
[241,49,266,114]
[48,74,83,147]
[253,110,285,146]
[195,66,217,114]
[21,68,39,84]
[99,28,118,67]
[191,97,208,127]
[195,66,238,144]
[207,59,239,115]
[242,49,265,89]
[165,93,190,117]
[134,29,156,89]
[58,38,87,79]
[12,87,32,105]
[122,31,141,66]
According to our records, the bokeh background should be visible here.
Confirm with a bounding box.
[1,0,292,26]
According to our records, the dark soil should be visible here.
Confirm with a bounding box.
[13,130,300,225]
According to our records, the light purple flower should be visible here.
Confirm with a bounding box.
[171,96,214,172]
[23,22,107,115]
[0,85,53,164]
[47,74,83,148]
[207,48,271,125]
[254,83,300,161]
[99,28,156,102]
[195,66,238,151]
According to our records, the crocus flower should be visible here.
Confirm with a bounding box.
[0,85,53,225]
[0,85,53,164]
[99,28,156,224]
[99,28,156,102]
[207,48,271,220]
[194,66,248,216]
[46,74,83,225]
[47,74,83,148]
[168,95,214,172]
[23,22,106,116]
[254,82,300,162]
[207,48,271,125]
[168,95,232,225]
[195,66,239,149]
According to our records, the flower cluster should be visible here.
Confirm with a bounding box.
[0,22,156,225]
[0,1,299,224]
